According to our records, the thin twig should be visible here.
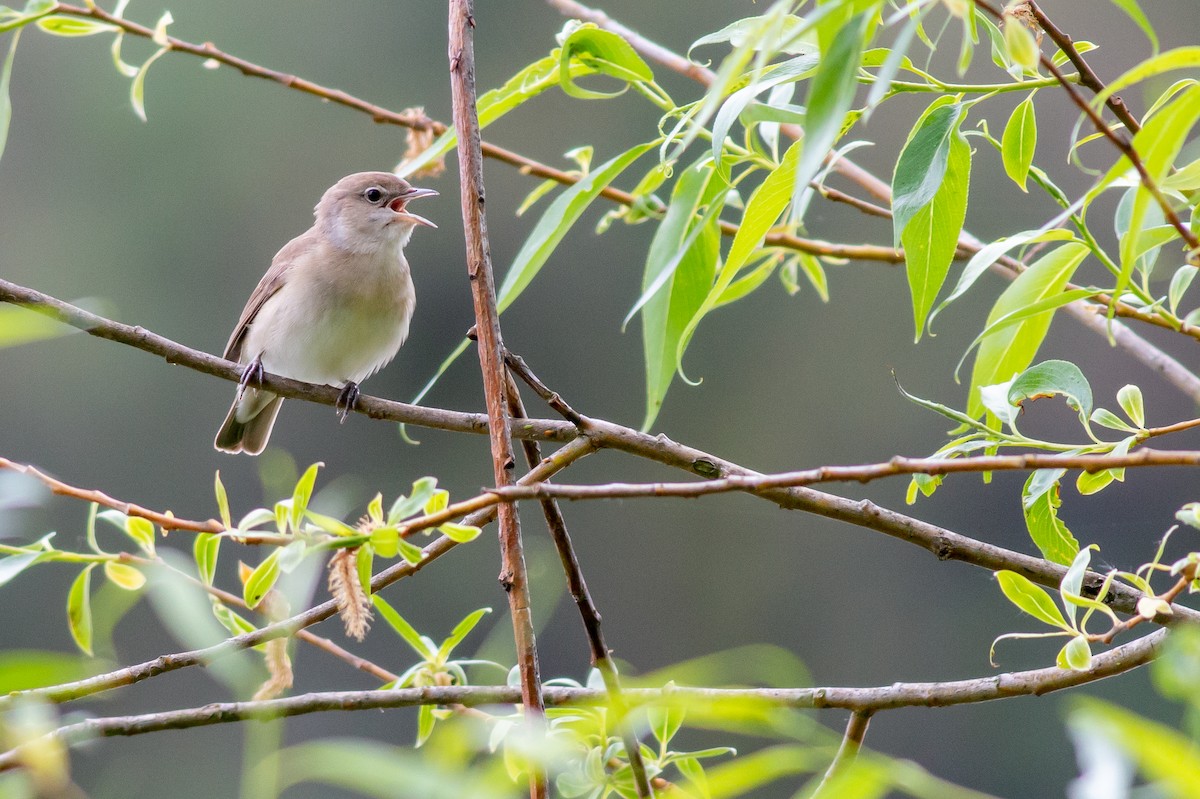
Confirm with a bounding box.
[448,4,547,797]
[0,627,1166,771]
[504,374,652,798]
[489,449,1200,501]
[811,711,873,798]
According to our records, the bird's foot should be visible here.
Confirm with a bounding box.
[239,357,265,389]
[335,382,360,423]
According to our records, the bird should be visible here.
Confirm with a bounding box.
[214,171,437,455]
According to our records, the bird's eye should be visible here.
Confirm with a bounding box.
[364,187,385,204]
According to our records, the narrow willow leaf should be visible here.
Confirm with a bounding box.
[124,516,155,555]
[1097,48,1200,104]
[438,522,481,543]
[0,304,76,349]
[213,471,232,529]
[438,607,492,660]
[933,228,1076,319]
[967,243,1089,420]
[398,53,593,178]
[0,551,40,587]
[194,533,219,585]
[289,462,322,533]
[497,142,653,312]
[995,570,1070,630]
[1002,96,1037,191]
[0,28,18,163]
[416,704,436,747]
[372,594,435,658]
[243,550,281,609]
[792,12,870,217]
[864,12,921,116]
[892,101,964,241]
[711,53,817,171]
[1008,359,1094,426]
[639,160,721,430]
[1107,0,1158,52]
[130,45,168,122]
[355,545,374,597]
[397,538,425,565]
[103,561,145,591]
[1021,474,1080,566]
[35,15,114,35]
[677,141,800,373]
[67,564,96,655]
[902,123,970,340]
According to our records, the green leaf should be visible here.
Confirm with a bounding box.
[638,160,721,431]
[372,594,435,659]
[497,142,654,313]
[1095,47,1200,104]
[901,117,971,340]
[1071,699,1200,794]
[396,538,425,565]
[210,598,257,638]
[892,101,965,242]
[437,522,481,543]
[130,45,168,122]
[1076,436,1134,495]
[0,27,18,164]
[355,545,373,597]
[0,303,78,349]
[415,703,436,747]
[1022,473,1080,566]
[1002,17,1039,71]
[1002,96,1037,191]
[193,533,219,586]
[792,11,870,217]
[967,243,1089,420]
[243,550,281,609]
[103,561,145,591]
[424,489,449,516]
[35,15,114,35]
[934,228,1077,319]
[213,471,232,529]
[649,705,686,748]
[67,564,96,655]
[389,477,438,524]
[558,23,653,99]
[1058,635,1092,670]
[711,54,817,170]
[0,551,41,586]
[398,53,569,178]
[995,570,1070,630]
[1117,384,1145,427]
[1107,0,1158,52]
[0,650,95,693]
[290,462,322,533]
[124,516,155,555]
[1059,546,1095,629]
[370,526,399,558]
[678,140,800,371]
[1007,359,1094,426]
[438,607,491,661]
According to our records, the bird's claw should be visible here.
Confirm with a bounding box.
[239,357,265,389]
[336,382,360,423]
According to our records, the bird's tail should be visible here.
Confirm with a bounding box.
[214,390,284,455]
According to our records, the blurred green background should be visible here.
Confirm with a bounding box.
[2,1,1199,796]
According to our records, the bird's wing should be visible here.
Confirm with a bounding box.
[222,233,314,361]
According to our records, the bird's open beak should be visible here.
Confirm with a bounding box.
[389,187,438,228]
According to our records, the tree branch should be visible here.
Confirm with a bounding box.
[448,4,547,796]
[489,449,1200,500]
[0,627,1165,771]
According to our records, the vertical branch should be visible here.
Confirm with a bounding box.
[447,2,547,797]
[504,372,654,798]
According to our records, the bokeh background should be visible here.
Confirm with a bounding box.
[2,1,1199,796]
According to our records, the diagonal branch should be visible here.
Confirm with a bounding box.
[447,4,547,797]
